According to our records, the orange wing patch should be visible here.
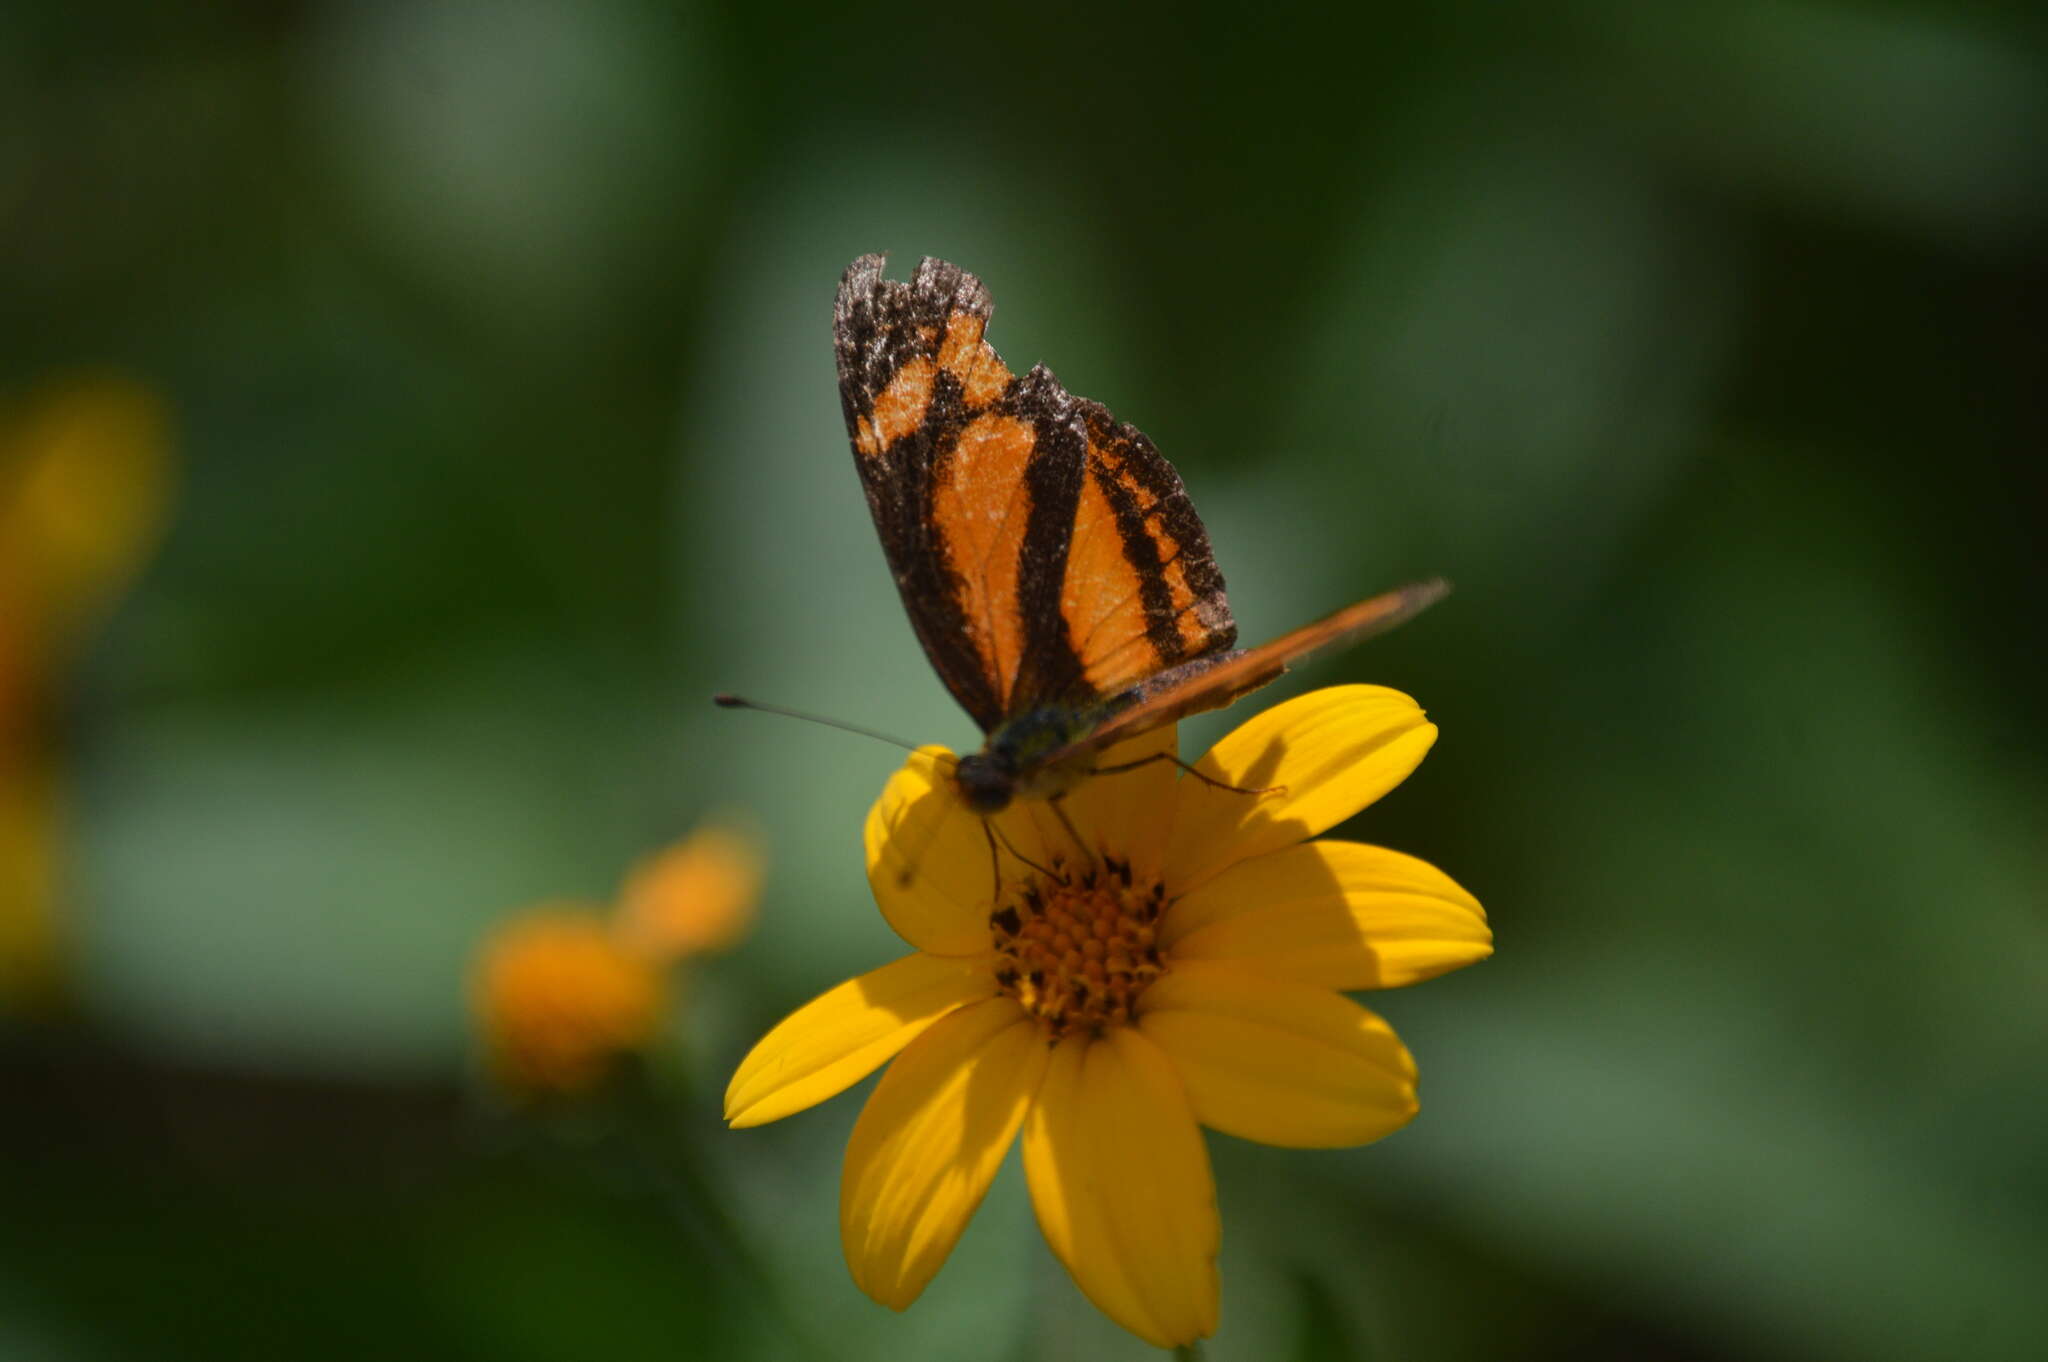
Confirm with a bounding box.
[931,409,1038,710]
[1061,466,1155,687]
[938,310,1010,409]
[854,312,1009,458]
[857,354,936,456]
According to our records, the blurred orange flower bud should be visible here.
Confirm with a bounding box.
[470,819,763,1099]
[612,819,763,964]
[473,908,667,1097]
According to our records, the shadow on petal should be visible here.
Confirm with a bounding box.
[1161,839,1491,990]
[840,996,1048,1309]
[1165,686,1438,893]
[866,748,1001,956]
[1022,1030,1219,1348]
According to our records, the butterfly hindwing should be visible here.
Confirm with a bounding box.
[1011,400,1236,709]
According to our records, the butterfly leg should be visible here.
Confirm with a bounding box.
[1092,751,1285,798]
[979,818,1002,904]
[1048,797,1096,870]
[985,815,1067,885]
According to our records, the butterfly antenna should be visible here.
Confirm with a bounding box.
[712,694,931,755]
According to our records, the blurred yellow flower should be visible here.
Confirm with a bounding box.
[474,819,762,1098]
[1,375,171,1008]
[474,911,667,1097]
[612,823,763,961]
[726,686,1490,1348]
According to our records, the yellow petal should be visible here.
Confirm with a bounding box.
[725,952,995,1127]
[611,820,763,964]
[1164,839,1490,989]
[866,748,1045,956]
[1139,960,1417,1148]
[1059,724,1180,884]
[840,996,1046,1309]
[1165,686,1437,893]
[1022,1029,1219,1348]
[0,374,171,664]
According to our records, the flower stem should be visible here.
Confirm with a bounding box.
[612,1081,827,1357]
[1172,1344,1206,1360]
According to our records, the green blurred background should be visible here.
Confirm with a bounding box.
[5,1,2044,1358]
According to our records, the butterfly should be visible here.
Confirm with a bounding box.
[833,253,1446,816]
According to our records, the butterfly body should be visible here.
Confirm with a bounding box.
[834,254,1445,816]
[954,707,1103,813]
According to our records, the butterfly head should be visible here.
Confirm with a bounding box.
[956,710,1104,815]
[952,750,1017,815]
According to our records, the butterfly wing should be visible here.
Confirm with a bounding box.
[1007,398,1238,710]
[1049,578,1451,763]
[834,254,1238,731]
[835,254,1084,732]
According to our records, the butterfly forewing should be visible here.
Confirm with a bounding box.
[835,255,1084,730]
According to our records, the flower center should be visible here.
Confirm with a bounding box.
[989,857,1167,1040]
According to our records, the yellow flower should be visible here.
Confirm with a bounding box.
[726,686,1491,1348]
[1,374,171,1008]
[474,820,762,1098]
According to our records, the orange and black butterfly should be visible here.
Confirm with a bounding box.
[833,253,1445,815]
